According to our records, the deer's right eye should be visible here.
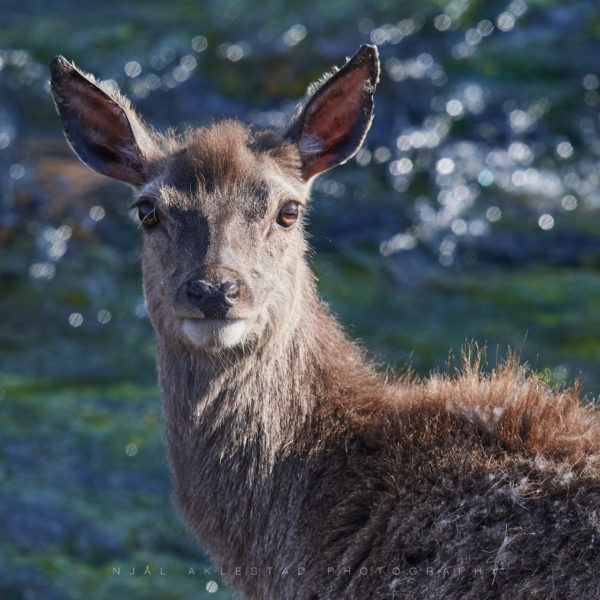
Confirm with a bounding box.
[276,201,299,229]
[137,200,159,229]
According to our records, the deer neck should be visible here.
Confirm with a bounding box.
[154,270,341,567]
[154,262,386,581]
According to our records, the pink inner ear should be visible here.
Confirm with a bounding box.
[72,82,135,154]
[300,66,371,180]
[60,77,146,186]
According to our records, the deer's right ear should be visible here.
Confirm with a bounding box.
[49,56,157,187]
[287,45,380,181]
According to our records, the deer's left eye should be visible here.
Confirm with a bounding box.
[277,201,299,229]
[137,199,159,229]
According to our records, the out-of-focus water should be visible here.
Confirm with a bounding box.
[2,1,600,598]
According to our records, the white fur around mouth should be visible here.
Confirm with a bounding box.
[182,318,247,349]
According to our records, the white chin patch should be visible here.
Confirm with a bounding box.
[182,319,247,349]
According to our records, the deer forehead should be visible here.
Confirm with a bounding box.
[164,123,301,187]
[139,133,308,221]
[141,172,304,215]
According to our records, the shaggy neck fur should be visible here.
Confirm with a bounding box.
[156,265,387,593]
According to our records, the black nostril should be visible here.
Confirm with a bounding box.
[187,279,214,299]
[220,280,239,306]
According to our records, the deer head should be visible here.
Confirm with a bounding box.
[49,46,379,353]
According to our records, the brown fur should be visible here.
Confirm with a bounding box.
[50,46,600,599]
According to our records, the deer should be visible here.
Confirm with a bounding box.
[49,45,600,599]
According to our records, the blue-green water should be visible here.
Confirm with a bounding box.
[2,1,600,598]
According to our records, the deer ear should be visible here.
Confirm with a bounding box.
[49,56,157,187]
[287,45,380,181]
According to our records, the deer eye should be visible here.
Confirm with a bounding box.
[137,199,159,229]
[277,201,299,229]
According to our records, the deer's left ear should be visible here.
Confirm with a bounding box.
[287,45,380,181]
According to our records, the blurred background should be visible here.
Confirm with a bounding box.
[2,0,600,597]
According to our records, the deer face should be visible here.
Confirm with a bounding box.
[49,46,379,352]
[134,125,311,350]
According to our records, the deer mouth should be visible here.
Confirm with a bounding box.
[182,318,248,349]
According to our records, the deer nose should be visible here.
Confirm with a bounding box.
[187,279,239,318]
